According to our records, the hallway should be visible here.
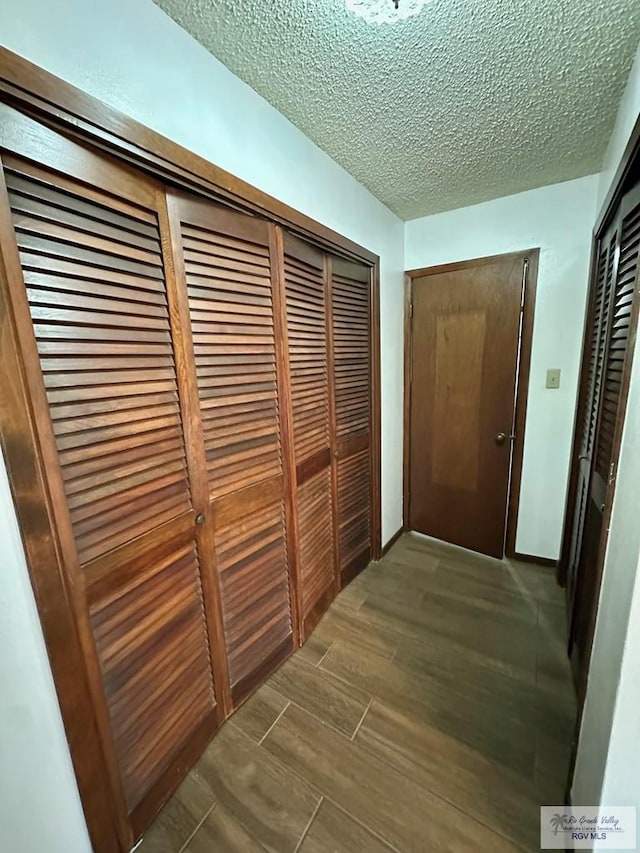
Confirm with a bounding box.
[139,533,575,852]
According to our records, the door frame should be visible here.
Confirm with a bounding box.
[559,113,640,592]
[561,115,640,806]
[560,116,640,687]
[404,249,539,559]
[0,50,382,853]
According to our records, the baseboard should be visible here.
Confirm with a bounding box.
[381,526,404,557]
[340,548,371,586]
[512,551,557,569]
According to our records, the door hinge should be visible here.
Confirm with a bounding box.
[409,302,414,321]
[609,461,617,486]
[519,258,528,313]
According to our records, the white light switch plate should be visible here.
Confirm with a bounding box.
[546,368,561,389]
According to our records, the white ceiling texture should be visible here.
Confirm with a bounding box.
[153,0,640,219]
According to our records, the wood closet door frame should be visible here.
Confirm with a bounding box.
[559,113,640,591]
[562,118,640,804]
[0,52,381,853]
[403,249,539,559]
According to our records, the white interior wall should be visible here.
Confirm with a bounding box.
[572,343,640,809]
[0,0,406,546]
[597,44,640,210]
[596,550,640,819]
[404,175,599,560]
[572,42,640,819]
[0,0,638,847]
[0,455,92,853]
[0,1,404,850]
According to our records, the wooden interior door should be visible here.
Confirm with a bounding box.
[569,183,640,685]
[165,191,296,706]
[281,233,336,636]
[408,254,526,558]
[330,256,373,585]
[0,106,225,843]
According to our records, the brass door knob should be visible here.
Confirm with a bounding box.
[495,432,507,445]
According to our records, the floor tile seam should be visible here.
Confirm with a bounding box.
[259,684,369,740]
[176,802,217,853]
[384,628,538,692]
[306,640,334,668]
[321,793,403,853]
[350,697,373,742]
[257,700,292,746]
[292,796,324,853]
[282,652,372,705]
[352,717,538,853]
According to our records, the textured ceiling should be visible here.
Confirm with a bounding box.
[153,0,640,219]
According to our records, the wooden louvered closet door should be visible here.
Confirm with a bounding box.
[0,106,225,840]
[165,192,296,704]
[282,233,336,637]
[570,182,640,682]
[330,256,373,585]
[566,219,618,617]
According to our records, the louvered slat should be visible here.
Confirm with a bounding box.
[337,450,371,570]
[595,198,640,478]
[214,500,292,689]
[332,272,370,438]
[297,468,335,613]
[89,534,215,810]
[6,166,191,564]
[586,235,616,458]
[284,254,330,463]
[579,247,608,454]
[184,222,282,496]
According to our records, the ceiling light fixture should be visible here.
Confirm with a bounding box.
[345,0,430,25]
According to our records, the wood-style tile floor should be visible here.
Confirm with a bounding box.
[139,533,576,853]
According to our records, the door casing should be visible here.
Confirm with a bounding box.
[560,112,640,804]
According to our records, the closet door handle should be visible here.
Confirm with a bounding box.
[195,513,206,526]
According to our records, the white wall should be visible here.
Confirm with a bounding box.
[404,175,599,560]
[0,455,92,853]
[597,44,640,211]
[0,1,405,850]
[0,0,405,545]
[572,343,640,808]
[572,42,640,821]
[597,550,640,813]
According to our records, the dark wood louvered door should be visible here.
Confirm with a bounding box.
[282,233,337,637]
[330,257,373,586]
[0,107,225,843]
[566,221,619,616]
[569,183,640,684]
[165,192,296,705]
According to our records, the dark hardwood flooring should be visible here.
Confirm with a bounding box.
[138,532,575,852]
